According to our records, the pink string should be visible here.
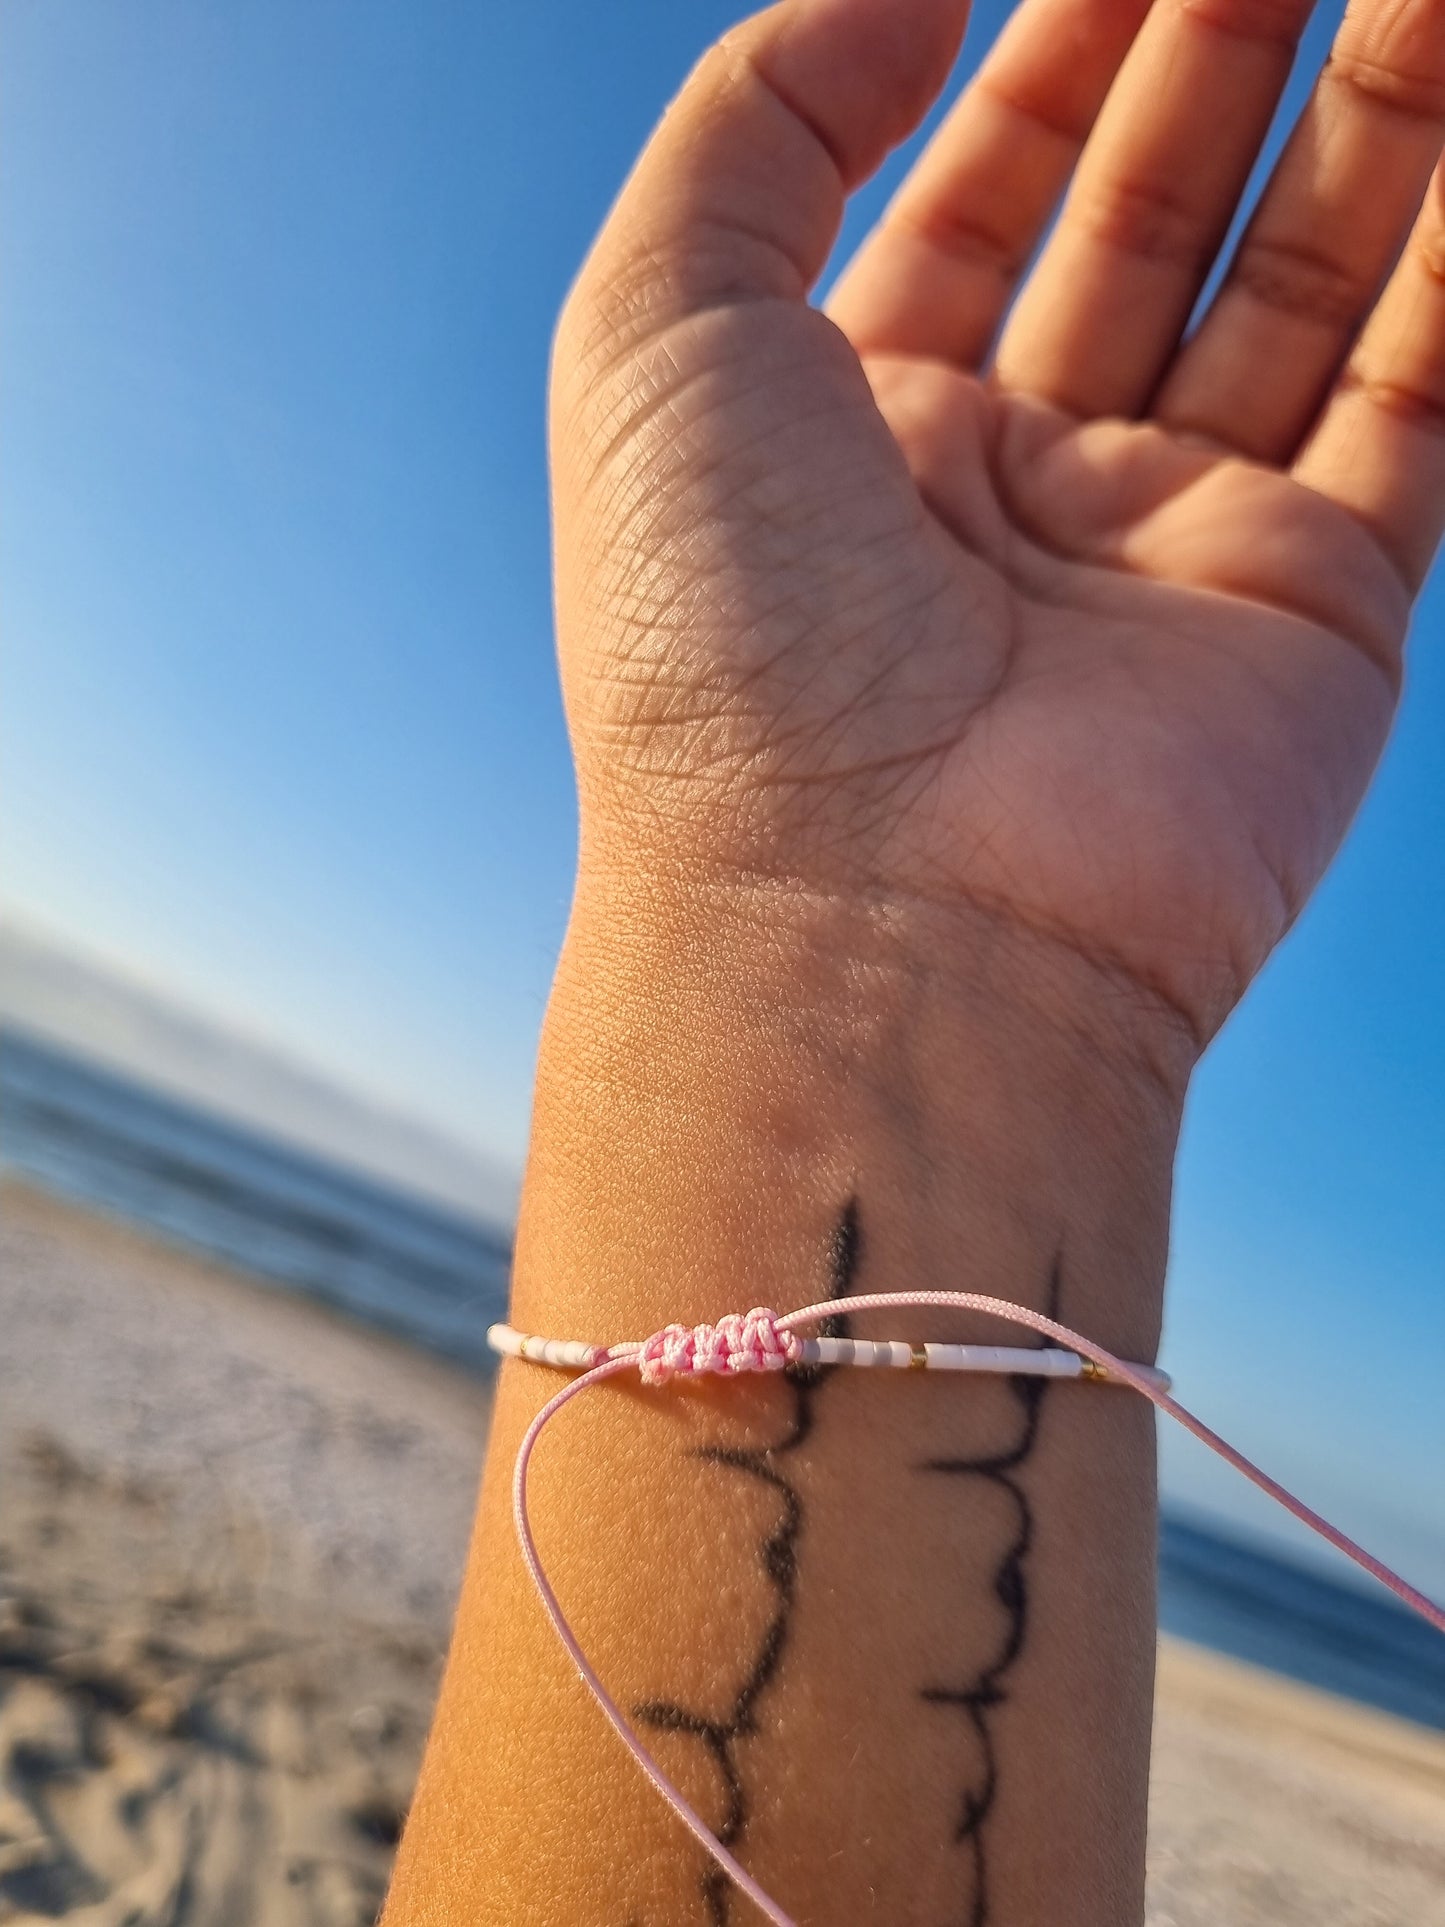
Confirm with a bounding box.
[511,1293,1445,1927]
[640,1305,802,1385]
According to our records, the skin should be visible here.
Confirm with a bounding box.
[383,0,1445,1919]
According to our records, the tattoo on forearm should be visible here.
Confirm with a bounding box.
[919,1256,1062,1927]
[632,1200,861,1926]
[633,1212,1056,1927]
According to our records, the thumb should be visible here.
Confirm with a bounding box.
[563,0,971,352]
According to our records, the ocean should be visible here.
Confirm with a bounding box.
[0,1027,511,1372]
[2,1026,1440,1732]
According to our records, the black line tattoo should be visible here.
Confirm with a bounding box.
[632,1200,861,1926]
[633,1212,1059,1927]
[919,1256,1063,1927]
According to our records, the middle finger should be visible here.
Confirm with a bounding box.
[994,0,1318,418]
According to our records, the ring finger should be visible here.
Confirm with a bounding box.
[1154,0,1445,462]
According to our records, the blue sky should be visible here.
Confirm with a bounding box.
[4,0,1442,1593]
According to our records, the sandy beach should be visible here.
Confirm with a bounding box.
[2,1177,1442,1925]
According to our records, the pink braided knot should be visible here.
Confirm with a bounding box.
[638,1307,802,1387]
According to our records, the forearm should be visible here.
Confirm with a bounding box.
[385,866,1191,1925]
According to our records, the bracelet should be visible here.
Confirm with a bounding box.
[493,1289,1445,1927]
[489,1312,1175,1390]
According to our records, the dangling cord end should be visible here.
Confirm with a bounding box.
[510,1351,800,1927]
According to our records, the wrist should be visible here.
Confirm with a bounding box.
[571,829,1202,1084]
[511,856,1187,1360]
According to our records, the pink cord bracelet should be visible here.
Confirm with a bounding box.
[489,1293,1445,1927]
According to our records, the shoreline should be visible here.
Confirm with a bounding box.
[3,1178,1442,1924]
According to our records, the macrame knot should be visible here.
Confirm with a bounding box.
[638,1307,801,1386]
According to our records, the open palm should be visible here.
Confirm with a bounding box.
[551,0,1445,1051]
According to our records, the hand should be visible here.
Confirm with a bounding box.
[550,0,1444,1063]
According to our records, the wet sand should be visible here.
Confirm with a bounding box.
[2,1178,1441,1924]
